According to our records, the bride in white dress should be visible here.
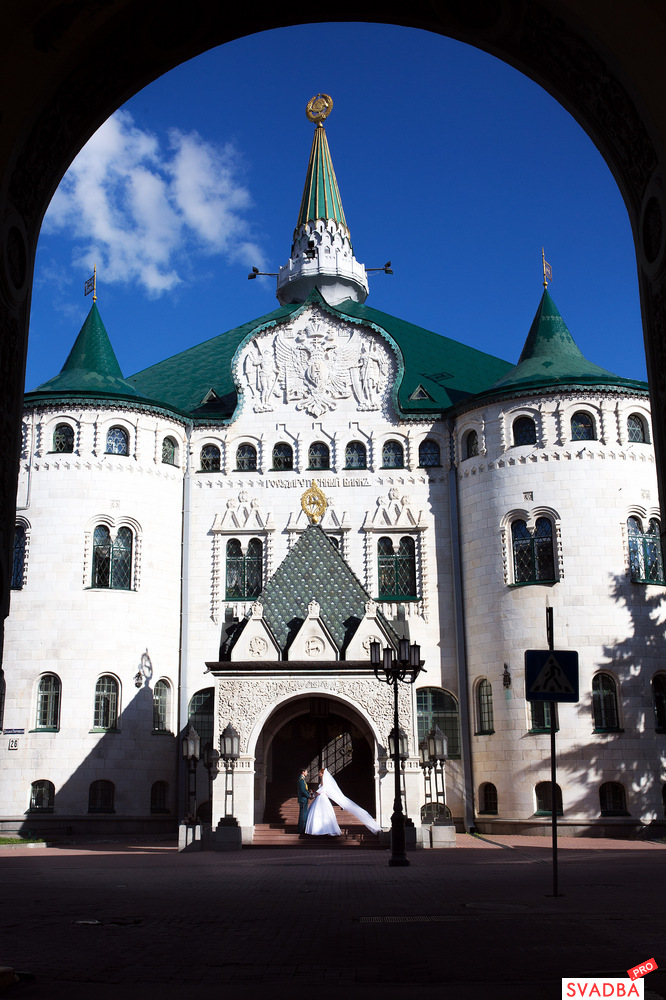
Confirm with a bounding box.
[305,767,381,836]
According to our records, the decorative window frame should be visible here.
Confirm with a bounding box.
[474,678,495,735]
[90,673,122,733]
[457,418,485,462]
[623,405,652,446]
[102,419,134,458]
[417,434,444,469]
[198,439,223,473]
[378,434,408,470]
[210,495,275,623]
[503,407,542,451]
[591,669,624,733]
[31,671,62,732]
[623,505,665,584]
[568,405,600,443]
[599,780,630,816]
[233,438,260,472]
[478,781,498,815]
[343,426,372,470]
[12,516,31,590]
[152,678,174,734]
[83,515,142,591]
[362,491,428,620]
[500,506,563,585]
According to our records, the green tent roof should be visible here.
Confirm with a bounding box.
[126,290,515,420]
[26,303,147,402]
[296,122,348,231]
[488,289,638,393]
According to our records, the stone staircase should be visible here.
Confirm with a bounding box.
[252,794,382,848]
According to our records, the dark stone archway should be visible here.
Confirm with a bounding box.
[2,1,666,662]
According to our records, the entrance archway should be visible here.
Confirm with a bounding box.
[256,696,376,826]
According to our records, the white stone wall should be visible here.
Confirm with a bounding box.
[456,391,666,829]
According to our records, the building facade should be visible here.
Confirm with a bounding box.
[2,102,665,843]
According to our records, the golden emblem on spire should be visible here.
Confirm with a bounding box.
[301,480,328,524]
[306,94,333,124]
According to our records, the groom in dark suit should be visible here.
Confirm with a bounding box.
[297,767,310,833]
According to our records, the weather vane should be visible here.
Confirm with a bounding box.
[306,94,333,125]
[542,247,552,289]
[84,263,97,302]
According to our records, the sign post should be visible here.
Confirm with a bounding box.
[525,609,579,897]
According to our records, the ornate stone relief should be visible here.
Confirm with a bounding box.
[238,308,392,417]
[215,674,412,755]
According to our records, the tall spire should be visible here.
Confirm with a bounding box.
[276,95,368,307]
[296,122,348,232]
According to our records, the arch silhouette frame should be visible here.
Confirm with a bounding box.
[1,2,666,655]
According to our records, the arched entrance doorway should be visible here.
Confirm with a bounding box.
[256,696,377,826]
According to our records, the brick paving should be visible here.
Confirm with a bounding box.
[0,833,664,999]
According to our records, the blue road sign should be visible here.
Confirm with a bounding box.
[525,650,579,702]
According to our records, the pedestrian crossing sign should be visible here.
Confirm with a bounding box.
[524,650,579,702]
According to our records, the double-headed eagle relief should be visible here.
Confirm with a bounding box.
[240,314,390,417]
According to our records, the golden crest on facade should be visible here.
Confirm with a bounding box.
[301,480,328,524]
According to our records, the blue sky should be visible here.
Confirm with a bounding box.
[26,22,646,391]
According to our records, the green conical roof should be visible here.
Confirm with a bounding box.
[296,122,348,230]
[27,302,146,400]
[490,289,628,392]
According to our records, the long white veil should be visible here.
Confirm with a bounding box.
[321,768,381,834]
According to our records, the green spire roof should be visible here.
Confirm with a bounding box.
[489,289,628,392]
[296,123,348,230]
[27,302,146,400]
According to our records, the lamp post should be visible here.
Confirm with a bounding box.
[202,745,220,822]
[370,638,424,867]
[220,723,240,818]
[427,725,448,821]
[419,736,434,821]
[181,725,201,823]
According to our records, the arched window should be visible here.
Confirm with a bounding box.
[599,782,629,816]
[188,688,214,752]
[465,429,479,459]
[479,782,498,814]
[571,411,596,441]
[53,422,74,453]
[88,780,115,813]
[345,441,367,469]
[530,701,558,732]
[161,436,177,465]
[11,524,26,590]
[151,780,170,813]
[511,518,556,584]
[236,443,257,471]
[153,680,172,733]
[653,674,666,731]
[416,688,461,759]
[35,674,61,730]
[29,780,55,812]
[418,439,440,467]
[308,442,330,470]
[272,443,293,470]
[382,440,404,468]
[93,675,119,730]
[92,525,133,590]
[592,673,620,731]
[200,444,220,472]
[535,782,563,815]
[627,413,647,443]
[627,517,665,584]
[513,416,536,446]
[225,538,263,600]
[377,536,417,599]
[106,425,129,455]
[476,679,494,734]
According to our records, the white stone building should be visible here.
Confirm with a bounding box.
[2,101,665,844]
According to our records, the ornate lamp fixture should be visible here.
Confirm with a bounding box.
[181,725,201,823]
[370,638,424,867]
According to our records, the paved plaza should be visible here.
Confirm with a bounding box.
[0,833,664,999]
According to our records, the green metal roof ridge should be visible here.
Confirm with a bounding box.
[297,122,348,231]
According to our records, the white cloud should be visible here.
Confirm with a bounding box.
[43,110,264,296]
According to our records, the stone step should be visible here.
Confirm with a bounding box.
[252,822,382,848]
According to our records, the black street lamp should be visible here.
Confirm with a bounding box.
[220,723,240,818]
[181,725,201,823]
[427,725,448,822]
[370,638,424,866]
